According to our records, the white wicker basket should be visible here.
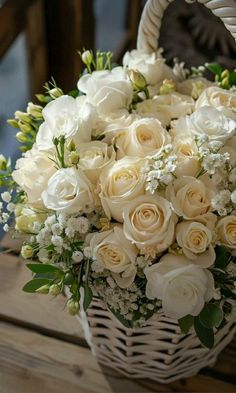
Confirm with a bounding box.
[76,0,236,383]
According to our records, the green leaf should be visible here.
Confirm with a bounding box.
[206,62,222,75]
[178,315,194,334]
[83,285,93,311]
[229,71,236,86]
[221,287,236,300]
[194,316,214,349]
[214,245,231,269]
[26,263,61,274]
[199,303,223,329]
[23,278,51,293]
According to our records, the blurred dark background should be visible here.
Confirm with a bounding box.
[0,0,236,166]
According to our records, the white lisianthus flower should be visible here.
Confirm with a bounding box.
[196,86,236,121]
[12,145,56,208]
[166,176,215,220]
[88,226,138,288]
[216,216,236,249]
[176,221,215,267]
[123,194,177,257]
[123,49,175,87]
[78,141,115,184]
[99,156,147,222]
[36,95,96,151]
[77,67,133,115]
[136,93,194,127]
[186,106,236,142]
[115,118,171,159]
[144,254,215,319]
[42,167,94,214]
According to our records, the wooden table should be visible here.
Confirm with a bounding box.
[0,234,236,393]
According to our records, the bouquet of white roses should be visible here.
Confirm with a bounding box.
[1,48,236,349]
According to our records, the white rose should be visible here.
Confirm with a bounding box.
[186,106,236,142]
[123,49,175,87]
[176,221,215,267]
[144,254,215,319]
[99,156,147,222]
[123,194,177,256]
[77,67,132,115]
[12,145,56,208]
[42,167,94,214]
[217,216,236,249]
[177,77,213,97]
[78,141,115,184]
[166,176,214,220]
[196,86,236,121]
[115,118,171,159]
[220,135,236,163]
[102,110,139,144]
[36,95,96,151]
[89,226,138,288]
[172,135,201,177]
[136,93,194,127]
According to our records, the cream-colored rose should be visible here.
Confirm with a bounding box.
[123,194,177,256]
[217,216,236,249]
[99,156,147,222]
[36,95,96,151]
[136,93,194,127]
[172,135,201,177]
[176,221,215,267]
[77,67,132,115]
[12,145,56,209]
[123,49,175,87]
[177,77,213,97]
[196,86,236,121]
[115,118,170,159]
[102,110,139,144]
[186,106,236,142]
[78,141,115,184]
[42,167,94,214]
[144,254,215,319]
[15,208,47,234]
[89,226,138,288]
[166,176,214,220]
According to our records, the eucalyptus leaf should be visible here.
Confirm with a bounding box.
[194,316,214,349]
[23,278,51,293]
[199,303,223,329]
[178,315,194,334]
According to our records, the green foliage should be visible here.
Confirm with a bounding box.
[194,316,214,349]
[205,62,236,89]
[83,285,93,311]
[199,303,223,329]
[178,315,194,334]
[23,278,52,293]
[214,245,231,269]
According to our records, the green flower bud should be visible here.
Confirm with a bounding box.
[49,284,61,297]
[221,77,230,89]
[128,69,147,90]
[63,272,74,285]
[68,151,80,166]
[66,139,76,152]
[0,154,7,171]
[67,299,80,315]
[16,132,29,143]
[159,79,176,95]
[36,284,50,294]
[21,244,34,259]
[221,69,230,79]
[15,111,31,124]
[81,50,93,66]
[27,102,43,119]
[19,121,33,134]
[36,94,46,103]
[49,87,63,99]
[7,119,20,129]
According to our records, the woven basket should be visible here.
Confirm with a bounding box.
[76,0,236,383]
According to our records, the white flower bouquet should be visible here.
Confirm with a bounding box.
[1,0,236,377]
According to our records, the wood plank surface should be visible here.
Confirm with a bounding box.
[0,321,112,393]
[0,253,84,342]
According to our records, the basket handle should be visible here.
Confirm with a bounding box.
[137,0,236,53]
